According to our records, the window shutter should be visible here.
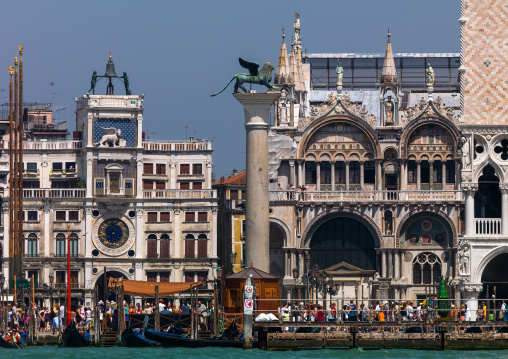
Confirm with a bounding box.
[180,164,190,175]
[160,239,170,259]
[197,212,207,222]
[197,238,207,258]
[185,212,195,222]
[147,239,157,258]
[185,239,195,258]
[144,163,153,174]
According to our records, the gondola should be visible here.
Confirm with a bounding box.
[0,333,26,349]
[121,329,158,347]
[145,329,246,348]
[61,323,91,347]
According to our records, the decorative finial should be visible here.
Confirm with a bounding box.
[109,50,112,60]
[18,45,23,57]
[14,56,18,67]
[8,66,14,76]
[281,27,285,39]
[387,28,391,41]
[295,12,300,20]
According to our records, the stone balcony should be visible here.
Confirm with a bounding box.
[21,188,86,198]
[3,140,82,150]
[142,189,217,199]
[142,140,212,152]
[269,190,464,205]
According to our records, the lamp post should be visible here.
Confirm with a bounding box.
[229,252,237,275]
[216,266,222,309]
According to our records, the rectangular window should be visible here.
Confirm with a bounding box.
[433,161,442,183]
[185,212,195,222]
[55,271,66,286]
[56,235,66,257]
[70,271,79,289]
[156,163,166,175]
[52,162,63,171]
[185,239,195,258]
[143,180,153,190]
[27,235,37,257]
[180,164,190,175]
[364,161,375,184]
[159,271,170,282]
[349,162,360,184]
[408,161,417,184]
[147,212,158,222]
[23,180,40,188]
[155,181,165,190]
[230,190,239,200]
[241,190,246,199]
[335,162,346,184]
[192,181,202,189]
[184,272,194,282]
[27,211,38,221]
[305,162,317,184]
[160,212,170,222]
[421,161,430,184]
[69,211,79,221]
[180,182,190,189]
[70,235,78,257]
[241,219,246,235]
[160,239,170,259]
[446,160,455,184]
[193,164,202,175]
[143,163,153,174]
[55,211,66,221]
[26,163,37,173]
[197,271,208,288]
[147,272,157,282]
[197,212,208,222]
[320,162,331,184]
[65,162,76,172]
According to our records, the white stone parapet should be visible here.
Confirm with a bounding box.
[142,140,212,152]
[3,140,83,150]
[142,189,217,199]
[21,188,86,198]
[76,95,142,110]
[269,190,464,203]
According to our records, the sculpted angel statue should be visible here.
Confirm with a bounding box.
[426,63,435,88]
[461,136,470,169]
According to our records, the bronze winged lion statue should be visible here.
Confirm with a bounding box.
[210,58,279,96]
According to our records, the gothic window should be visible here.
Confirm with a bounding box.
[412,253,441,284]
[433,161,442,183]
[420,161,430,184]
[384,210,393,235]
[349,162,361,184]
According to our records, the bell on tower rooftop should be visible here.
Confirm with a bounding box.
[104,51,118,78]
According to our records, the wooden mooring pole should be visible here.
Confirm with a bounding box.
[243,274,255,350]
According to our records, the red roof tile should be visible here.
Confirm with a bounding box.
[212,169,246,186]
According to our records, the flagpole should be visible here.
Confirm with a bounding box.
[67,224,71,326]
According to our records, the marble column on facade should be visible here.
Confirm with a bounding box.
[463,184,478,236]
[381,250,387,278]
[416,161,421,191]
[394,250,400,279]
[136,159,143,198]
[85,208,92,257]
[206,161,212,188]
[170,163,177,189]
[345,162,350,191]
[375,160,382,191]
[234,92,280,273]
[41,158,48,188]
[2,206,8,277]
[316,161,321,191]
[289,160,295,187]
[360,161,365,190]
[86,158,93,198]
[455,161,460,190]
[400,161,406,191]
[297,161,303,187]
[387,251,393,278]
[442,161,446,189]
[501,184,508,235]
[44,206,50,257]
[136,208,144,259]
[462,285,482,320]
[429,160,434,188]
[212,209,218,258]
[330,161,335,191]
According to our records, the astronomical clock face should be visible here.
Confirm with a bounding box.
[92,214,135,256]
[98,218,129,249]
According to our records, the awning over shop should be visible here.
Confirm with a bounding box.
[109,278,201,297]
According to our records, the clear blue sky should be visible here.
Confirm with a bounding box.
[0,0,459,178]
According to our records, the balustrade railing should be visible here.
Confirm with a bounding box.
[22,188,86,198]
[142,189,217,199]
[269,190,463,202]
[474,218,501,235]
[142,141,211,152]
[3,140,82,150]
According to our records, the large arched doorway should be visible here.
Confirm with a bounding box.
[309,216,377,270]
[94,270,131,303]
[269,224,285,278]
[480,252,508,301]
[475,165,501,219]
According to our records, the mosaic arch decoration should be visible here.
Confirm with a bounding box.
[399,212,452,248]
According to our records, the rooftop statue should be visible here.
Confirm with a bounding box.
[426,62,435,88]
[120,72,132,95]
[89,71,98,94]
[210,58,278,97]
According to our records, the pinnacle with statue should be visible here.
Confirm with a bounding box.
[210,58,279,97]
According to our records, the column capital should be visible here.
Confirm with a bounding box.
[459,284,483,295]
[233,92,281,127]
[461,183,478,193]
[289,160,295,167]
[500,183,508,192]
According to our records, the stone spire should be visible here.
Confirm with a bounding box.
[274,30,293,85]
[381,29,398,84]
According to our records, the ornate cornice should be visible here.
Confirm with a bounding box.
[461,183,478,192]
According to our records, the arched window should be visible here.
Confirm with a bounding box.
[185,234,195,258]
[56,233,65,257]
[384,210,393,235]
[197,234,208,258]
[147,234,157,259]
[412,253,441,284]
[160,234,170,259]
[27,233,37,257]
[70,233,78,257]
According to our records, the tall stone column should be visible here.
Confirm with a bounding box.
[330,161,335,191]
[462,183,478,236]
[501,185,508,235]
[234,92,280,273]
[381,250,387,278]
[136,208,144,259]
[85,208,92,257]
[394,250,400,279]
[289,160,295,187]
[297,161,303,187]
[416,161,421,191]
[316,161,321,191]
